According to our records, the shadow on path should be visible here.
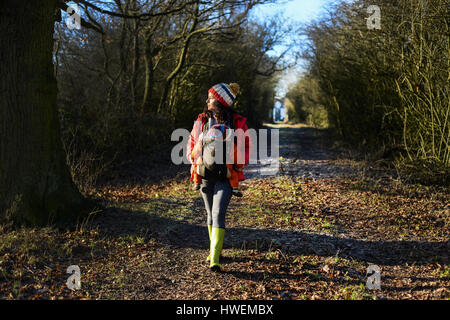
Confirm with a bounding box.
[91,207,449,268]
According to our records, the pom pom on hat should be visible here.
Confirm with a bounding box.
[209,82,240,108]
[228,83,240,96]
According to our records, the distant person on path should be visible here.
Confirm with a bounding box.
[187,83,252,272]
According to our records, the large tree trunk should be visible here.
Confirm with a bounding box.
[0,0,95,226]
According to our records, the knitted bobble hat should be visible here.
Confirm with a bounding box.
[209,83,240,108]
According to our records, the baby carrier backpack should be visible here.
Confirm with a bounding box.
[198,115,233,180]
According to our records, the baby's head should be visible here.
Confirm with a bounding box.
[206,124,232,142]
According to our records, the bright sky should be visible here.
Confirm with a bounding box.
[250,0,340,98]
[251,0,331,24]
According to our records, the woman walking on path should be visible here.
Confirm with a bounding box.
[187,83,252,272]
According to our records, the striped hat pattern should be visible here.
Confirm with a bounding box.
[208,83,240,108]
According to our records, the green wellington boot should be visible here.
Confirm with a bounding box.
[210,227,225,272]
[206,225,223,262]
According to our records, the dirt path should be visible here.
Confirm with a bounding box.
[1,124,448,300]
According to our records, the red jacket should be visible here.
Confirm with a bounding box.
[187,112,252,182]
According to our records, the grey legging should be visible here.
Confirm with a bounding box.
[200,177,232,229]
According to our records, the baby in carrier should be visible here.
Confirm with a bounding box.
[191,122,243,197]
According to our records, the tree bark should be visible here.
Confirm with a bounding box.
[130,0,140,110]
[0,0,95,226]
[141,36,155,113]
